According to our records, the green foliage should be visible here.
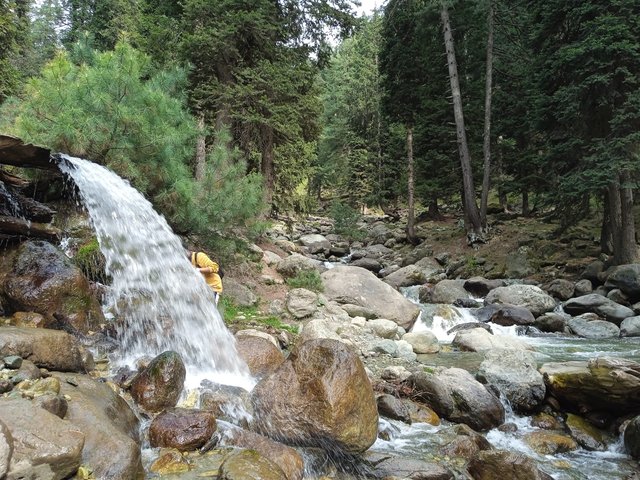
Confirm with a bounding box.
[329,201,365,241]
[73,238,108,283]
[285,270,324,292]
[220,296,298,334]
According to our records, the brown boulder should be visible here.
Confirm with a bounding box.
[0,326,93,372]
[54,372,143,479]
[235,334,285,378]
[3,241,104,333]
[467,450,554,480]
[149,408,217,451]
[129,351,186,412]
[0,397,85,480]
[251,338,378,454]
[219,449,286,480]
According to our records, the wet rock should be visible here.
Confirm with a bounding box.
[34,393,68,419]
[540,357,640,414]
[421,279,469,304]
[321,266,420,330]
[477,349,545,413]
[0,380,12,394]
[200,384,251,423]
[624,415,640,460]
[464,277,506,298]
[12,358,42,383]
[452,327,533,352]
[467,450,554,480]
[149,408,217,451]
[533,313,567,333]
[620,316,640,337]
[220,427,304,480]
[439,424,492,458]
[565,413,607,451]
[523,431,578,455]
[608,288,631,306]
[9,311,47,328]
[371,455,454,480]
[54,372,143,479]
[489,305,536,326]
[235,334,285,378]
[129,350,186,412]
[471,303,503,322]
[402,331,440,354]
[377,394,411,423]
[149,449,191,475]
[350,257,383,273]
[530,413,563,430]
[406,401,440,425]
[286,288,318,319]
[485,284,557,317]
[0,420,12,480]
[409,367,505,431]
[218,449,286,480]
[3,241,104,333]
[16,376,60,398]
[563,294,634,325]
[0,397,84,480]
[567,316,620,338]
[251,338,378,454]
[447,322,493,336]
[0,326,93,372]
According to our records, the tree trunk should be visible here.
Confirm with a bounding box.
[195,113,206,181]
[600,190,614,255]
[261,125,275,211]
[441,5,483,243]
[480,0,494,227]
[522,189,529,216]
[496,138,509,213]
[428,195,444,220]
[616,171,639,264]
[608,179,623,259]
[406,126,417,244]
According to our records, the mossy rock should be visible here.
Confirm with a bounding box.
[73,238,108,283]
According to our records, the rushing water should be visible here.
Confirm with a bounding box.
[59,155,253,389]
[390,286,640,479]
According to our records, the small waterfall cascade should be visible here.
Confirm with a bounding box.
[59,155,253,390]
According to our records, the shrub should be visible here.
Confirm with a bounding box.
[329,201,365,241]
[285,270,324,292]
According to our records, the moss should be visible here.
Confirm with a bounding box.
[73,238,108,283]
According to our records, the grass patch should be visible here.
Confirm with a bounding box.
[286,270,324,292]
[219,297,298,334]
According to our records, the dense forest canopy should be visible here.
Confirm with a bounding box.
[0,0,638,262]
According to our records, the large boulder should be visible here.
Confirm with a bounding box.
[53,372,144,479]
[2,241,104,333]
[218,449,286,480]
[485,284,556,317]
[624,415,640,460]
[370,455,454,480]
[0,420,12,479]
[129,351,186,412]
[467,450,554,480]
[0,397,85,480]
[477,349,546,413]
[567,316,620,338]
[383,264,427,289]
[286,288,318,319]
[452,328,533,352]
[251,338,378,454]
[276,253,322,278]
[540,357,640,414]
[563,294,634,325]
[321,266,420,330]
[298,234,331,255]
[235,333,285,378]
[220,428,304,480]
[222,278,258,307]
[0,326,93,372]
[421,280,469,304]
[489,305,536,326]
[409,368,505,431]
[149,408,216,451]
[464,277,506,298]
[604,264,640,301]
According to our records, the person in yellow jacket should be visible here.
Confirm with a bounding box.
[187,250,223,305]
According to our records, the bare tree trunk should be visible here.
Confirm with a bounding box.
[406,127,417,244]
[195,113,206,181]
[496,138,509,213]
[480,0,494,227]
[261,126,275,211]
[618,171,639,264]
[441,5,483,244]
[522,189,529,216]
[601,190,614,255]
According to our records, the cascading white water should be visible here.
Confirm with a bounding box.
[59,155,253,390]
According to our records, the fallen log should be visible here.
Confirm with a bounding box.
[0,134,57,171]
[0,215,61,241]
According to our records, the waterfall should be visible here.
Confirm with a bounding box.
[59,155,253,390]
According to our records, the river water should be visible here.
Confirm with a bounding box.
[59,155,253,390]
[370,286,640,479]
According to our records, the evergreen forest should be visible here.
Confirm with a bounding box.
[1,0,639,263]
